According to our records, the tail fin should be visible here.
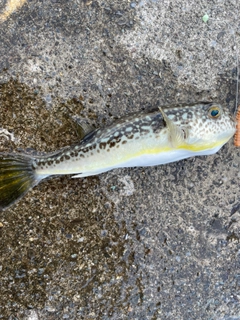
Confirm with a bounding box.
[0,153,38,211]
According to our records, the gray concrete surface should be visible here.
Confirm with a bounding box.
[0,0,240,319]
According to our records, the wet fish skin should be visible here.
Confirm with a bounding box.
[0,102,236,210]
[33,102,236,177]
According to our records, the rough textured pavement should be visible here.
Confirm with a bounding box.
[0,0,240,319]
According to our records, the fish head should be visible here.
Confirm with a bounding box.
[164,103,236,153]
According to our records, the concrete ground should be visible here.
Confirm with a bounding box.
[0,0,239,319]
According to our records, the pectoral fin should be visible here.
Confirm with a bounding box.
[159,107,188,148]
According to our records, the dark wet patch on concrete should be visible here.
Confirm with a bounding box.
[0,79,133,318]
[0,174,132,318]
[0,79,100,152]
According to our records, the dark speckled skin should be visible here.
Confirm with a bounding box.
[34,107,165,168]
[33,102,235,176]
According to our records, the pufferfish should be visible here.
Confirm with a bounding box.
[0,102,236,210]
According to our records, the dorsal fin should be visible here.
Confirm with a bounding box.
[76,121,94,140]
[65,114,95,140]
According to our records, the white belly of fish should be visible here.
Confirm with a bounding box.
[72,145,222,178]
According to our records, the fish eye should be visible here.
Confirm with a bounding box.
[208,106,221,119]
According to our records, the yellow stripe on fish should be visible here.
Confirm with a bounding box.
[0,102,236,210]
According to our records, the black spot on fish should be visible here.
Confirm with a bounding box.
[109,141,116,148]
[100,142,107,149]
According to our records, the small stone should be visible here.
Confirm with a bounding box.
[175,256,181,262]
[45,306,56,312]
[38,268,45,275]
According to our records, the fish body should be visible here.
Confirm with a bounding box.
[0,103,236,210]
[34,103,235,178]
